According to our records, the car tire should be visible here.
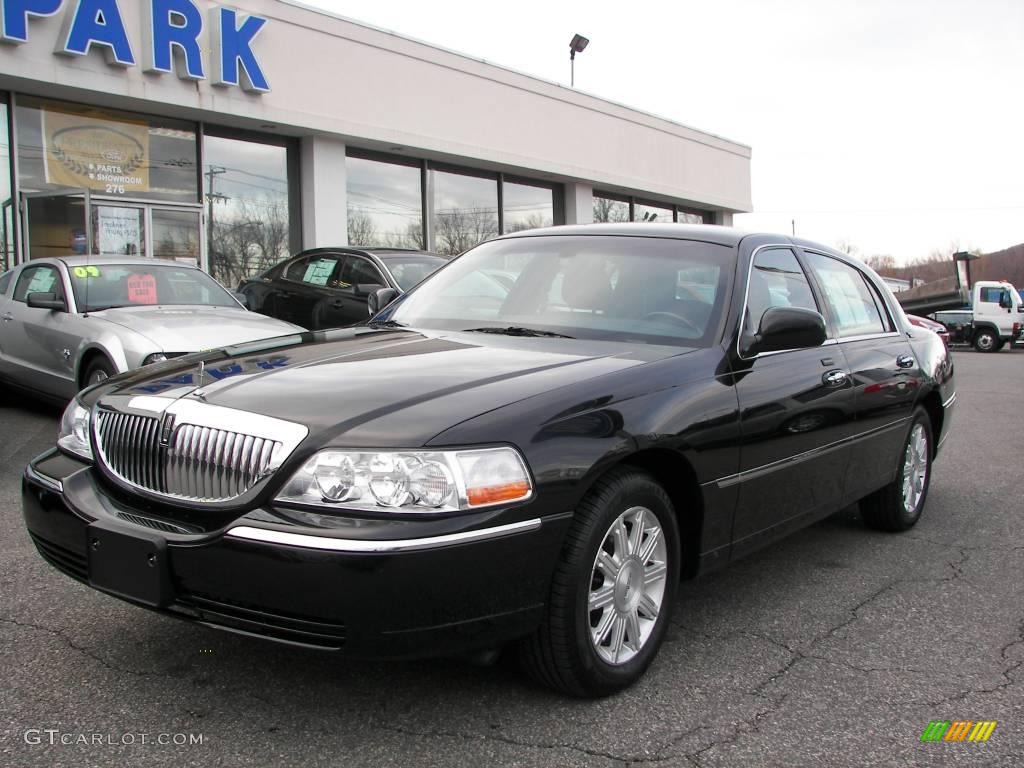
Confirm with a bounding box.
[973,328,999,352]
[82,357,115,388]
[519,467,680,697]
[860,408,933,532]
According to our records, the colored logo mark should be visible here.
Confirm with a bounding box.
[920,721,997,742]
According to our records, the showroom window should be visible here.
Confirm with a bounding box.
[430,168,499,257]
[502,179,555,233]
[15,96,197,202]
[203,130,297,288]
[634,201,674,224]
[346,154,423,248]
[593,194,630,223]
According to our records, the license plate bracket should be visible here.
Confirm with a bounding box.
[86,521,173,608]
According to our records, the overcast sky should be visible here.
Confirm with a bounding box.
[303,0,1023,263]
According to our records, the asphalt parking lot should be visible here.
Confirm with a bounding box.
[1,351,1021,768]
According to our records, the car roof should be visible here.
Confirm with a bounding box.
[53,255,199,269]
[498,223,766,247]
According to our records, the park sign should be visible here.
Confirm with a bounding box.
[0,0,270,92]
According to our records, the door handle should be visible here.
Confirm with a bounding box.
[822,369,849,387]
[896,355,915,368]
[1,312,12,321]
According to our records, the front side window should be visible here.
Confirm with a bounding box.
[14,265,63,302]
[68,264,238,312]
[387,236,734,347]
[343,257,385,288]
[804,252,889,337]
[743,248,818,335]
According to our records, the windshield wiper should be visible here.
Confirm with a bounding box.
[463,326,574,339]
[87,304,129,312]
[367,319,407,328]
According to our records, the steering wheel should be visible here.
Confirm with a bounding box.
[640,311,701,334]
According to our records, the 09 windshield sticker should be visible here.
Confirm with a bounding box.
[71,266,101,279]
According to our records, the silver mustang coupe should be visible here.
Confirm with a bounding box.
[0,256,303,401]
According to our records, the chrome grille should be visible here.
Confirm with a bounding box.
[166,424,281,501]
[93,404,304,504]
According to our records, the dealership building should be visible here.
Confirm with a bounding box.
[0,0,752,287]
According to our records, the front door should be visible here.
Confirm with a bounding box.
[730,246,858,558]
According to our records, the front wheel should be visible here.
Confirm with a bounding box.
[519,468,680,697]
[861,408,933,532]
[82,357,115,389]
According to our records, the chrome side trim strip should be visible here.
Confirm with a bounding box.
[225,518,543,553]
[714,417,909,488]
[24,464,63,493]
[942,391,957,408]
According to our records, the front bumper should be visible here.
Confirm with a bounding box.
[22,450,571,657]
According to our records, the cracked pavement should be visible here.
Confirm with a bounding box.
[1,351,1021,767]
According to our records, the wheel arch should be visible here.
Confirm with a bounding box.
[614,448,704,579]
[76,346,116,390]
[918,389,944,458]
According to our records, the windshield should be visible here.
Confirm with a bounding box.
[383,255,448,291]
[387,235,735,347]
[69,263,239,312]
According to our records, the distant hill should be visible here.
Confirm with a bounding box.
[877,243,1024,287]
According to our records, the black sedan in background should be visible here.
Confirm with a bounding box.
[23,225,954,697]
[238,247,446,329]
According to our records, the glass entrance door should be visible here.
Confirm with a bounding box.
[20,192,203,269]
[92,203,146,257]
[21,188,91,260]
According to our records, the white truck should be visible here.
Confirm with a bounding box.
[932,280,1024,352]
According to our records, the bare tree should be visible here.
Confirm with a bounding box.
[593,197,629,223]
[434,208,498,256]
[209,198,290,287]
[504,213,550,233]
[347,208,378,246]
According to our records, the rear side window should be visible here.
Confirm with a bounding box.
[804,252,890,337]
[743,248,818,334]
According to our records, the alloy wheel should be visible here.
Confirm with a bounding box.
[588,505,668,665]
[902,423,929,514]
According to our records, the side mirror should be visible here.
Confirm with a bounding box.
[26,292,67,311]
[743,306,826,356]
[231,291,250,309]
[368,287,399,316]
[354,282,384,299]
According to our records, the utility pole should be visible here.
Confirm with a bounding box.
[204,166,228,278]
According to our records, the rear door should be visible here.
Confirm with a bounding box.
[730,246,858,557]
[799,249,921,502]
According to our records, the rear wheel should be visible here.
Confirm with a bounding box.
[973,328,999,352]
[861,408,932,532]
[519,467,680,697]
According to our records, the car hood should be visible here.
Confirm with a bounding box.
[93,306,304,351]
[94,327,695,447]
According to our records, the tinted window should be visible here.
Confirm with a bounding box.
[284,257,311,282]
[345,257,385,287]
[382,256,446,290]
[68,264,237,311]
[805,252,887,337]
[978,286,1006,303]
[14,265,63,303]
[0,270,12,295]
[298,257,342,287]
[389,236,735,347]
[744,248,818,334]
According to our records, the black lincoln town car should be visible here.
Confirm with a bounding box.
[22,224,955,697]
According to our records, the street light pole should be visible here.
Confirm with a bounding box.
[569,34,589,87]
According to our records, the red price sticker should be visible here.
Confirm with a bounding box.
[127,273,158,304]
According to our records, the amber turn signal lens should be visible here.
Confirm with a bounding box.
[467,481,531,506]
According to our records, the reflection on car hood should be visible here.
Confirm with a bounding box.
[94,306,304,351]
[95,328,694,447]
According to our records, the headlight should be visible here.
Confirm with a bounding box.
[142,353,167,365]
[57,399,93,461]
[275,447,533,513]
